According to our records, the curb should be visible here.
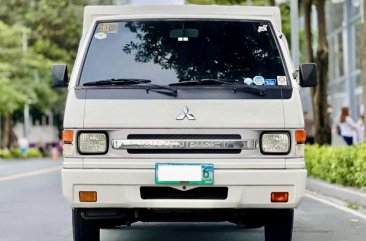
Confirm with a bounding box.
[306,177,366,208]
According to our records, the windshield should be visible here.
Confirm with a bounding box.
[79,20,288,87]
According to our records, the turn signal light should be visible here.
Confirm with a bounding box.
[271,192,289,203]
[295,130,306,143]
[62,130,74,143]
[79,191,97,202]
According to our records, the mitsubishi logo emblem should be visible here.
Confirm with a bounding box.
[176,106,196,120]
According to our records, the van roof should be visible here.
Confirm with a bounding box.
[83,5,281,35]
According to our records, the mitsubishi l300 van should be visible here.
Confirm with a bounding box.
[52,5,317,241]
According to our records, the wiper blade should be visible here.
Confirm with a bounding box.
[169,79,266,96]
[229,84,266,96]
[83,78,151,86]
[144,84,178,97]
[83,78,177,97]
[169,79,230,86]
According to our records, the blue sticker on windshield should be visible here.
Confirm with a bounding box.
[264,79,277,85]
[253,76,265,85]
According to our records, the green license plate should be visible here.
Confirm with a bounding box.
[155,163,214,185]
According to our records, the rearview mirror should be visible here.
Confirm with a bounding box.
[52,64,68,88]
[169,28,199,39]
[299,63,317,87]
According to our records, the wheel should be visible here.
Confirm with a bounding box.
[72,209,100,241]
[264,209,294,241]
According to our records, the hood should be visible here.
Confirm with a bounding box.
[78,89,286,129]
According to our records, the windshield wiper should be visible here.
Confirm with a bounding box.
[169,79,230,86]
[83,78,177,97]
[230,84,266,96]
[144,84,178,97]
[169,79,266,96]
[83,78,151,86]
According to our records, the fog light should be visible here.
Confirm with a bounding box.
[271,192,289,202]
[79,191,97,202]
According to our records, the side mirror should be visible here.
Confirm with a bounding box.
[299,63,317,87]
[52,64,68,88]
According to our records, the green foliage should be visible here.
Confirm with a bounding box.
[0,149,12,159]
[26,148,43,158]
[0,78,26,115]
[305,144,366,188]
[0,20,57,117]
[10,147,22,158]
[8,147,42,159]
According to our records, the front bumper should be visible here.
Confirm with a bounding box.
[62,168,306,209]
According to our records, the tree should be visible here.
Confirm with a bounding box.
[122,21,285,81]
[303,0,331,145]
[0,0,113,147]
[313,0,331,145]
[0,21,58,148]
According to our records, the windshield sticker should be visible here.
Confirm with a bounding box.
[277,76,287,85]
[277,76,287,86]
[98,23,118,33]
[257,25,268,33]
[253,76,265,85]
[244,78,253,85]
[94,32,107,40]
[264,79,277,85]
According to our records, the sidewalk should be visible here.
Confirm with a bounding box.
[307,177,366,208]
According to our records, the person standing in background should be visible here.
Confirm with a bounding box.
[339,107,358,145]
[18,137,29,159]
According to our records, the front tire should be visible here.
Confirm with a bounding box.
[73,209,100,241]
[264,209,294,241]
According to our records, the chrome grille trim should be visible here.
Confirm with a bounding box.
[111,139,257,150]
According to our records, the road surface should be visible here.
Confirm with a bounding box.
[0,159,365,241]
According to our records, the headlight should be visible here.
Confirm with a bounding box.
[260,132,290,154]
[78,132,108,154]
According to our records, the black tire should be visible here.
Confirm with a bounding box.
[264,209,294,241]
[72,209,100,241]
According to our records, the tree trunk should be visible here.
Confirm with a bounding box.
[2,115,12,149]
[312,0,331,145]
[304,0,314,63]
[362,0,366,139]
[269,0,275,6]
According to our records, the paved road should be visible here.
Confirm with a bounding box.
[0,159,365,241]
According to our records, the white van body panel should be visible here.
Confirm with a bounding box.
[63,169,306,208]
[63,89,85,128]
[82,5,282,35]
[83,99,284,128]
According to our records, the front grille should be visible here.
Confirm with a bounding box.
[127,134,241,139]
[126,134,242,154]
[140,187,228,200]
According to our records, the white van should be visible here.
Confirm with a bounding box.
[53,5,317,241]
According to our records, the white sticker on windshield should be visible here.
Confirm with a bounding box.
[258,25,268,33]
[94,32,107,40]
[277,76,287,86]
[244,78,253,85]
